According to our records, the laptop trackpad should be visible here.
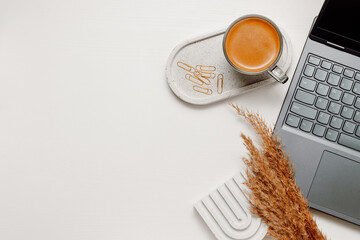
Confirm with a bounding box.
[308,151,360,220]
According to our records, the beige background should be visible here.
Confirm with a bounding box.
[0,0,359,239]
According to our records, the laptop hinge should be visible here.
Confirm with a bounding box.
[326,41,345,50]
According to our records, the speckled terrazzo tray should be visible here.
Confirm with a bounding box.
[166,27,292,105]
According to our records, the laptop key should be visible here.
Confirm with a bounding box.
[285,114,300,127]
[300,119,313,132]
[308,56,320,65]
[325,129,339,142]
[344,69,355,78]
[316,83,330,96]
[295,89,316,105]
[314,69,327,81]
[341,106,354,119]
[356,126,360,137]
[321,60,331,70]
[329,88,342,100]
[340,78,354,91]
[330,116,343,129]
[290,102,317,119]
[354,111,360,123]
[304,65,315,77]
[313,124,326,137]
[355,72,360,81]
[342,93,355,105]
[327,73,340,86]
[299,77,316,91]
[317,112,330,124]
[355,98,360,109]
[333,64,343,74]
[315,97,329,110]
[328,102,341,114]
[353,82,360,94]
[343,121,356,134]
[338,133,360,152]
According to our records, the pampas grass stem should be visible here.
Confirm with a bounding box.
[232,104,326,240]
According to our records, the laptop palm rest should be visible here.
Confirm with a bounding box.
[308,151,360,220]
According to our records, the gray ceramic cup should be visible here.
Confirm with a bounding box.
[223,15,288,84]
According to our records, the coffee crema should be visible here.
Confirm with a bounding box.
[224,17,281,72]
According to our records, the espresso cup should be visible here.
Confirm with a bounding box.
[223,15,288,83]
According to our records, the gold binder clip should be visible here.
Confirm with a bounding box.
[185,74,203,86]
[217,74,224,94]
[199,72,216,79]
[193,85,213,95]
[196,65,216,72]
[177,61,197,74]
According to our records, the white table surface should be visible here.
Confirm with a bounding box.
[0,0,359,239]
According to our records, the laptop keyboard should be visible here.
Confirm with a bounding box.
[285,54,360,152]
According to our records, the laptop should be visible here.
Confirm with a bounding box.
[274,0,360,225]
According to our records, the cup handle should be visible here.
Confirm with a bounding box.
[267,66,288,84]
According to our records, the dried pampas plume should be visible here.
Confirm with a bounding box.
[232,104,326,240]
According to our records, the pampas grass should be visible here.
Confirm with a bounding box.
[232,104,326,240]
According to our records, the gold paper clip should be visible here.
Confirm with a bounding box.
[185,74,203,86]
[193,85,213,95]
[193,71,211,85]
[177,61,197,74]
[200,72,216,79]
[196,65,216,73]
[217,74,224,94]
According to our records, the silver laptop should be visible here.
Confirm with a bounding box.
[274,0,360,225]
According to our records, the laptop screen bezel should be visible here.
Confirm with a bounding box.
[310,0,360,56]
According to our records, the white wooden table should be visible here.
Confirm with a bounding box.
[0,0,359,239]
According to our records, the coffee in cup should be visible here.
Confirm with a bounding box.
[223,15,288,83]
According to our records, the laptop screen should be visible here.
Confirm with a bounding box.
[311,0,360,55]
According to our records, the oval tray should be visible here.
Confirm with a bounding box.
[166,28,292,105]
